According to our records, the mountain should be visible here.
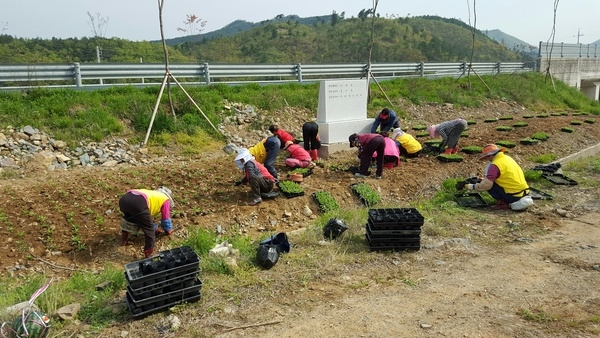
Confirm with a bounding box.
[163,15,332,45]
[483,29,538,56]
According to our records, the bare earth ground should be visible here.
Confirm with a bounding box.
[1,100,600,337]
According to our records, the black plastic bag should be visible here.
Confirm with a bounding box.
[323,218,348,240]
[259,232,290,253]
[256,244,280,269]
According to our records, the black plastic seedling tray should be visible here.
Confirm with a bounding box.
[367,208,424,228]
[542,173,578,185]
[127,284,201,319]
[365,223,422,237]
[528,187,553,200]
[287,169,313,178]
[124,246,200,289]
[276,182,305,198]
[126,269,200,298]
[365,234,421,251]
[454,192,489,208]
[311,192,339,213]
[127,279,203,308]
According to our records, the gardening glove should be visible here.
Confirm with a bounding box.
[160,219,173,235]
[455,181,467,190]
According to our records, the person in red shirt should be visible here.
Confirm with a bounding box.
[234,148,277,206]
[283,143,315,169]
[269,124,295,148]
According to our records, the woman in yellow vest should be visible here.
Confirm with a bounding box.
[391,128,422,158]
[456,144,533,211]
[119,186,174,257]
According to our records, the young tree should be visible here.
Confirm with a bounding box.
[177,14,206,36]
[87,12,109,38]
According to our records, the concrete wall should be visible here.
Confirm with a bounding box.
[538,58,600,100]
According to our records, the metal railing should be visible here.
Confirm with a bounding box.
[0,61,535,91]
[538,42,599,58]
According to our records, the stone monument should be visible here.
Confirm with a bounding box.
[316,79,373,158]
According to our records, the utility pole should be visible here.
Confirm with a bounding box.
[573,28,584,44]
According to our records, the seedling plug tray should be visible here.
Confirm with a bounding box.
[528,187,553,200]
[454,192,489,208]
[542,173,578,185]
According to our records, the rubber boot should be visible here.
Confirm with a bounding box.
[121,231,129,245]
[144,248,154,258]
[311,149,319,161]
[450,147,459,154]
[443,148,453,154]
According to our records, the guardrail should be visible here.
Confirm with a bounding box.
[538,42,599,58]
[0,61,535,91]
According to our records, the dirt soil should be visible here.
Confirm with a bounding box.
[1,99,600,337]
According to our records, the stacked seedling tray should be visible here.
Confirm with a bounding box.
[365,208,423,251]
[125,246,202,319]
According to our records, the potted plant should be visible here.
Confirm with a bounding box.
[496,126,513,131]
[499,116,513,120]
[484,118,497,123]
[466,119,477,125]
[584,119,596,124]
[560,126,574,133]
[536,113,549,118]
[350,182,381,207]
[289,167,312,177]
[416,131,430,138]
[570,120,583,125]
[412,125,427,131]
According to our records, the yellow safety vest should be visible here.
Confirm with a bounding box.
[249,139,267,164]
[135,189,169,217]
[490,153,529,197]
[395,133,423,154]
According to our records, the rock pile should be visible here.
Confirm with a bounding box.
[0,125,145,171]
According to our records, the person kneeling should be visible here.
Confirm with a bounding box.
[456,144,533,211]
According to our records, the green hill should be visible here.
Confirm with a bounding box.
[0,15,530,64]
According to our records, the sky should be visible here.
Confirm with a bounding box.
[1,0,598,46]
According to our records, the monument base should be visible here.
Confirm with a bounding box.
[317,119,373,158]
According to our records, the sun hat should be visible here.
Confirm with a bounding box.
[391,128,404,140]
[234,148,254,169]
[427,125,437,138]
[157,186,175,206]
[348,133,358,148]
[479,144,506,160]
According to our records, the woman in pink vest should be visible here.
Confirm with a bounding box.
[283,143,315,169]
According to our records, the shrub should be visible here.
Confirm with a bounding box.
[530,153,557,163]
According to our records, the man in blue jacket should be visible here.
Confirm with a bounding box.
[370,108,400,136]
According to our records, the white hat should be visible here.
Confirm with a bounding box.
[391,128,404,140]
[234,148,254,169]
[157,186,175,206]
